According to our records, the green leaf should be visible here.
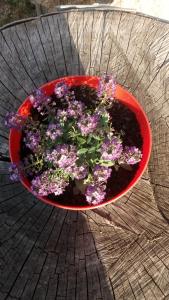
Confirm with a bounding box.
[77,136,86,144]
[99,160,115,167]
[92,135,101,141]
[78,148,88,155]
[88,146,97,153]
[84,174,93,184]
[87,135,92,143]
[100,115,109,126]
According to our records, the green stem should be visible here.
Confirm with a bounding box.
[23,159,43,170]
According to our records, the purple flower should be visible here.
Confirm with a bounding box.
[97,81,104,98]
[24,131,41,152]
[31,169,69,196]
[97,74,116,100]
[9,163,20,181]
[29,89,49,112]
[101,136,123,161]
[72,165,88,180]
[77,113,100,136]
[118,146,142,165]
[95,106,110,118]
[45,144,77,173]
[54,81,69,98]
[30,89,45,102]
[84,165,111,204]
[46,123,62,140]
[67,100,85,118]
[56,109,68,122]
[85,184,106,205]
[4,112,26,129]
[93,165,112,182]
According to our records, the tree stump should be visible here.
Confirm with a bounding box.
[0,7,169,300]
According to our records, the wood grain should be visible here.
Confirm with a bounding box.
[0,8,169,300]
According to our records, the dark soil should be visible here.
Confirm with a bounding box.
[108,102,143,148]
[20,85,143,207]
[70,85,99,109]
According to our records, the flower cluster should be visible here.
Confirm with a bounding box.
[67,100,85,118]
[85,165,112,204]
[9,163,20,181]
[6,74,143,206]
[118,146,142,165]
[45,144,78,172]
[46,124,62,140]
[24,130,41,152]
[85,184,106,205]
[77,113,100,136]
[97,74,116,102]
[93,165,112,183]
[54,81,69,98]
[31,169,69,196]
[29,89,51,112]
[5,112,26,129]
[100,137,123,161]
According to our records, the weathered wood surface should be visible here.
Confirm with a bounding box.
[1,8,169,300]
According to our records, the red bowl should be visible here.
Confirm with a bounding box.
[9,76,152,210]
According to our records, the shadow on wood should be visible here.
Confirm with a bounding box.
[0,7,169,300]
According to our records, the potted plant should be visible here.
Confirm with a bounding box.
[5,75,151,210]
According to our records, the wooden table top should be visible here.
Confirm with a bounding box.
[0,8,169,300]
